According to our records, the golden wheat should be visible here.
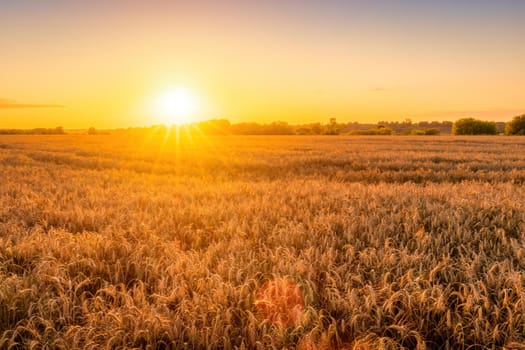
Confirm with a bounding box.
[1,134,525,349]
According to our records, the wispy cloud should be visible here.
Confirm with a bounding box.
[370,87,386,92]
[0,99,64,109]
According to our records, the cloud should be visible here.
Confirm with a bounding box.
[0,99,64,109]
[370,87,387,92]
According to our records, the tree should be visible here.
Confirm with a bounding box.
[324,118,338,135]
[452,118,497,135]
[505,114,525,135]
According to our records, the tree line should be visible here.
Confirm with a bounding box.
[0,127,65,135]
[452,115,525,135]
[192,115,525,136]
[2,115,525,136]
[194,118,451,136]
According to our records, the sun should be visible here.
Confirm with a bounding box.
[153,88,199,125]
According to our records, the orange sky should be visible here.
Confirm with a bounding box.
[1,1,524,128]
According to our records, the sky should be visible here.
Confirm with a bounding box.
[1,0,524,128]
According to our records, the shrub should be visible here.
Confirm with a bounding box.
[409,128,440,135]
[423,128,440,135]
[348,127,394,135]
[505,114,525,135]
[452,118,497,135]
[87,127,110,135]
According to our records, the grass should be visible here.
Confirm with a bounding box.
[1,133,525,349]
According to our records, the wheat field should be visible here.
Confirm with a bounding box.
[1,133,525,349]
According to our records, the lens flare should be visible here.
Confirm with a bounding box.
[255,278,305,328]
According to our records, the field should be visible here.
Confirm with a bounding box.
[1,133,525,349]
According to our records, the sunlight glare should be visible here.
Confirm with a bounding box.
[153,88,199,125]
